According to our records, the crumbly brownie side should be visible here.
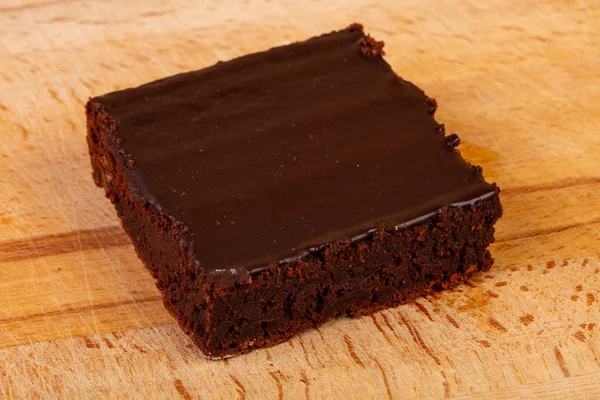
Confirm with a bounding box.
[191,195,501,358]
[86,100,209,344]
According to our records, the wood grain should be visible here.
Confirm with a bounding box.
[1,0,599,398]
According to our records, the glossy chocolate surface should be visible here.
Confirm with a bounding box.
[95,26,496,281]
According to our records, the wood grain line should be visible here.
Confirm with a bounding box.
[440,371,450,398]
[501,177,600,195]
[371,356,393,400]
[370,315,394,345]
[0,295,161,326]
[554,346,571,377]
[102,337,114,348]
[0,0,90,13]
[173,379,192,400]
[379,313,403,342]
[414,301,434,322]
[0,225,128,264]
[298,337,313,367]
[489,318,508,334]
[495,217,600,244]
[398,314,441,365]
[84,337,100,349]
[343,335,365,368]
[446,315,460,329]
[299,371,310,400]
[140,9,174,18]
[587,293,596,306]
[229,374,246,400]
[268,371,284,400]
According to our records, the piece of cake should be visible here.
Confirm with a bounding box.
[86,24,502,359]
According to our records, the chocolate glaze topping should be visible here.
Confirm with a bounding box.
[95,25,496,282]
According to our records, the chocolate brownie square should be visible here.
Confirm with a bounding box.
[86,24,502,359]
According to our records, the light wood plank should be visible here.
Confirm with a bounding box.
[1,0,599,397]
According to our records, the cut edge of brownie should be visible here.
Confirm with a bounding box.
[201,197,501,359]
[86,24,502,359]
[86,100,210,341]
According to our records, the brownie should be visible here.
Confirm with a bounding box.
[86,24,502,359]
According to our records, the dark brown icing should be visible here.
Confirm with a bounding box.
[95,25,496,283]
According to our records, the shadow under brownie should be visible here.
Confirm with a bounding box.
[86,23,502,359]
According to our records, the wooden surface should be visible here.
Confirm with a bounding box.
[1,0,600,398]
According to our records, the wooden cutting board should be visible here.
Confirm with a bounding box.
[1,0,599,398]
